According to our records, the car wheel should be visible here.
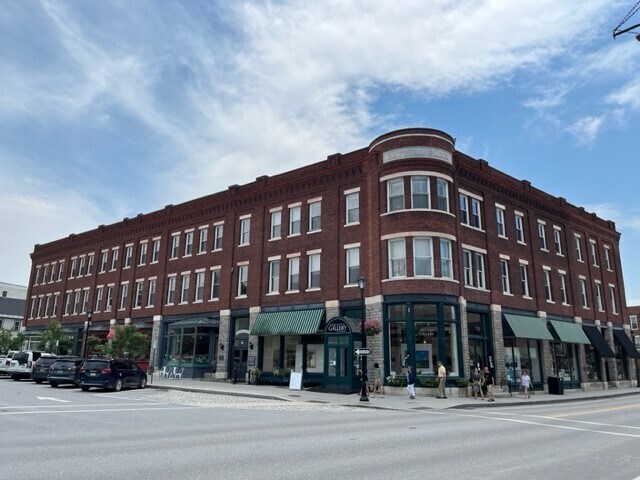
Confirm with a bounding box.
[139,377,147,389]
[113,379,123,392]
[34,379,43,384]
[50,382,58,388]
[11,376,19,381]
[81,386,90,392]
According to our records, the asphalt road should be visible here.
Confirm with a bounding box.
[2,378,640,480]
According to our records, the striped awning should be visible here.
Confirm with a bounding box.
[549,320,591,345]
[503,314,554,341]
[251,309,325,336]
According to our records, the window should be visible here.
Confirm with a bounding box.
[414,238,433,277]
[515,213,525,243]
[52,294,59,317]
[237,265,248,297]
[239,217,251,245]
[543,269,553,302]
[270,210,282,239]
[86,254,94,275]
[579,278,588,308]
[195,272,205,302]
[595,281,604,311]
[462,250,473,286]
[171,234,180,259]
[268,259,280,294]
[346,247,360,285]
[574,234,583,262]
[166,276,176,305]
[559,273,568,305]
[58,261,65,280]
[82,290,90,314]
[63,293,71,316]
[94,286,103,312]
[147,279,156,307]
[210,269,221,300]
[388,239,406,278]
[37,296,44,317]
[139,242,148,265]
[440,239,453,279]
[70,258,77,278]
[198,227,208,254]
[134,280,144,308]
[118,283,128,310]
[152,239,161,263]
[387,178,404,212]
[475,253,486,289]
[105,286,114,312]
[309,200,321,231]
[604,246,612,271]
[213,223,223,250]
[496,206,506,237]
[124,245,133,268]
[78,257,85,276]
[184,231,194,256]
[519,263,530,297]
[501,258,511,294]
[346,191,360,224]
[50,263,57,283]
[459,193,482,229]
[609,285,617,314]
[110,249,119,271]
[411,176,429,209]
[180,273,191,303]
[553,227,563,256]
[589,240,598,267]
[308,253,321,289]
[630,315,638,331]
[537,221,547,250]
[436,178,449,212]
[289,206,301,235]
[288,257,300,291]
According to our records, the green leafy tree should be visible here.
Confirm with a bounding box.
[0,330,26,355]
[102,325,150,360]
[38,321,73,355]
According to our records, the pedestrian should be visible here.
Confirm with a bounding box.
[505,365,514,397]
[521,370,531,399]
[437,360,447,398]
[372,362,384,397]
[406,365,416,399]
[471,367,484,400]
[484,366,495,402]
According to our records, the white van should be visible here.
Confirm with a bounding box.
[8,351,55,380]
[0,350,19,375]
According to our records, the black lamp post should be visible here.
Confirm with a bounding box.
[357,276,368,402]
[82,310,93,358]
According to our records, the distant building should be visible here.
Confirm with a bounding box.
[23,127,637,391]
[0,282,27,337]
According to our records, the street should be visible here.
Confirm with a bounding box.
[2,379,640,480]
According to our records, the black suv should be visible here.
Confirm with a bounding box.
[31,355,59,383]
[77,359,147,392]
[47,357,84,388]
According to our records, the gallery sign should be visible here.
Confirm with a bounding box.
[325,317,352,334]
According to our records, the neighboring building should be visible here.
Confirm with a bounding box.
[23,127,637,391]
[0,282,27,338]
[628,306,640,352]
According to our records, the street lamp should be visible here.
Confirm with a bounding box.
[357,276,368,402]
[82,310,93,358]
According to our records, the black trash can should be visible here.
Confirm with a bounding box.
[547,376,564,395]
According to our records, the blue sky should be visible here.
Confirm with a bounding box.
[1,1,640,304]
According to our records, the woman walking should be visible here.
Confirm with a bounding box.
[521,370,532,399]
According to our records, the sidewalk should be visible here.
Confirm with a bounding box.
[147,376,640,411]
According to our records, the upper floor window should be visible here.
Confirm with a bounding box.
[110,248,119,271]
[559,272,569,305]
[595,281,604,312]
[289,206,301,236]
[50,263,57,283]
[543,268,553,302]
[436,179,449,212]
[94,286,103,312]
[86,254,94,276]
[411,176,429,209]
[195,272,205,302]
[239,217,251,245]
[105,286,114,312]
[414,238,434,277]
[213,223,224,250]
[537,221,547,251]
[118,283,128,310]
[519,263,530,297]
[134,280,144,308]
[609,284,617,314]
[270,210,282,239]
[604,246,612,271]
[515,213,525,244]
[78,257,85,276]
[462,249,485,288]
[387,179,404,212]
[309,200,321,232]
[210,269,221,300]
[180,273,191,303]
[500,258,511,294]
[345,191,360,224]
[553,227,563,256]
[440,239,453,279]
[170,234,180,259]
[288,257,300,291]
[459,193,482,229]
[268,259,280,294]
[308,253,321,289]
[166,276,176,305]
[589,240,598,267]
[630,314,638,331]
[58,261,65,281]
[579,278,588,308]
[70,258,77,278]
[152,239,161,263]
[388,239,406,278]
[184,231,194,256]
[237,265,248,297]
[198,227,208,254]
[147,279,156,307]
[574,234,583,262]
[346,246,360,285]
[124,245,133,268]
[495,206,506,237]
[139,242,148,265]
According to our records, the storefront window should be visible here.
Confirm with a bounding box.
[263,336,280,372]
[164,326,214,366]
[614,344,629,380]
[415,322,437,375]
[551,342,579,384]
[584,344,602,381]
[443,323,459,377]
[504,338,542,384]
[195,334,210,365]
[388,322,408,376]
[285,336,297,373]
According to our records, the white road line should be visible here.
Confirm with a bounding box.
[0,406,200,416]
[36,396,70,402]
[0,402,167,409]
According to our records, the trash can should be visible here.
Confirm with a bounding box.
[547,376,564,395]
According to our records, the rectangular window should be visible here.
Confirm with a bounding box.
[105,286,114,312]
[520,263,530,297]
[171,234,180,259]
[110,249,119,271]
[237,265,248,297]
[288,257,300,291]
[604,247,612,271]
[70,258,77,278]
[124,245,133,268]
[579,278,588,308]
[240,217,251,245]
[72,292,81,315]
[515,213,525,243]
[543,269,553,302]
[81,290,89,313]
[152,239,161,263]
[414,238,433,277]
[289,206,301,235]
[268,260,280,294]
[58,261,65,280]
[86,254,94,275]
[78,257,85,277]
[139,242,148,265]
[537,222,547,250]
[440,239,453,279]
[559,273,568,305]
[387,178,404,212]
[609,285,617,314]
[575,235,583,261]
[213,224,223,250]
[308,253,321,289]
[118,283,128,310]
[184,231,194,256]
[630,315,638,331]
[94,286,103,312]
[134,280,144,308]
[270,210,282,239]
[501,259,511,294]
[346,247,360,285]
[180,273,191,303]
[195,272,205,302]
[309,200,321,231]
[210,269,220,300]
[63,293,71,316]
[553,227,563,256]
[50,263,57,283]
[411,176,429,209]
[589,240,599,267]
[166,276,176,305]
[198,228,208,254]
[346,191,360,224]
[51,294,59,317]
[436,178,449,212]
[388,239,407,278]
[463,250,473,286]
[496,206,506,237]
[147,279,156,307]
[459,194,482,229]
[595,282,604,311]
[475,253,486,289]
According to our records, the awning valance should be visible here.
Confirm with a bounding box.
[612,329,640,359]
[169,318,220,329]
[251,309,325,336]
[582,326,615,358]
[549,320,591,345]
[503,314,554,341]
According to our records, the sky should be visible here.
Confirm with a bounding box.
[1,1,640,303]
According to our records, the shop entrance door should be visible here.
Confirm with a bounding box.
[325,335,352,390]
[232,334,248,383]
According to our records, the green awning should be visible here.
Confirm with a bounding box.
[549,320,591,344]
[251,309,325,336]
[169,318,219,329]
[503,314,554,341]
[613,329,640,359]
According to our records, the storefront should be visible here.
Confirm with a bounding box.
[547,319,591,389]
[502,314,550,389]
[612,328,640,380]
[162,317,219,379]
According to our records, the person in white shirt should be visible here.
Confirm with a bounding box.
[521,370,532,399]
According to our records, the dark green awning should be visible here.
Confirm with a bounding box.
[613,329,640,359]
[549,320,590,344]
[582,325,615,358]
[503,314,554,341]
[251,309,325,335]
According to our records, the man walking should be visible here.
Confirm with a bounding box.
[406,365,416,399]
[484,366,495,402]
[437,361,447,398]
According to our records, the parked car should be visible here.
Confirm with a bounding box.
[47,357,84,388]
[0,350,19,375]
[77,359,147,392]
[31,355,59,383]
[8,351,55,380]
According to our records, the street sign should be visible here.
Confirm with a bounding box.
[354,348,371,356]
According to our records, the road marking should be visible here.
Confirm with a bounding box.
[0,406,200,416]
[547,403,640,418]
[36,396,70,403]
[0,402,167,410]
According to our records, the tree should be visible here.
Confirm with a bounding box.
[38,321,73,355]
[103,325,150,360]
[0,330,25,355]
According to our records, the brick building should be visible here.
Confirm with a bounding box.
[23,127,638,391]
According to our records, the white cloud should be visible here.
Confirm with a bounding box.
[566,115,604,146]
[607,78,640,111]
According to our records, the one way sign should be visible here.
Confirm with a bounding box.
[354,348,371,356]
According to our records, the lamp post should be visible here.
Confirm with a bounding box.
[357,276,368,402]
[82,310,93,358]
